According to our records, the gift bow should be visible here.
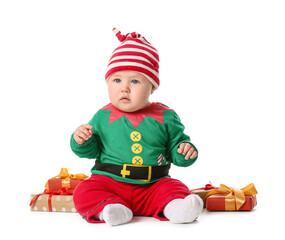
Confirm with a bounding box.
[45,168,88,189]
[204,182,217,190]
[190,181,218,191]
[204,183,258,211]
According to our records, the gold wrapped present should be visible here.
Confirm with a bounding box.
[30,188,77,213]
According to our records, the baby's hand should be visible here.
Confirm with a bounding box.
[73,124,93,145]
[177,143,197,160]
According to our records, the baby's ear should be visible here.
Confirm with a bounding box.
[151,85,156,94]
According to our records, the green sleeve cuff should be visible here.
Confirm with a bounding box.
[70,133,93,149]
[70,133,101,159]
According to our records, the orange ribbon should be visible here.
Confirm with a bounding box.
[204,183,258,211]
[45,168,88,189]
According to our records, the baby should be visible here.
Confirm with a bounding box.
[70,28,203,226]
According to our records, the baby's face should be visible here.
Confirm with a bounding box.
[107,71,155,112]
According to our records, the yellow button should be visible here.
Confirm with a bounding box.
[131,143,142,154]
[132,156,143,165]
[130,131,141,142]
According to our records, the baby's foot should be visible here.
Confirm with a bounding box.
[163,194,203,223]
[97,204,133,226]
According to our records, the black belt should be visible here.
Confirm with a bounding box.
[95,161,170,182]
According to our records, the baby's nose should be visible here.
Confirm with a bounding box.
[121,84,130,92]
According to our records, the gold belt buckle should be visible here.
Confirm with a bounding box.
[120,164,152,182]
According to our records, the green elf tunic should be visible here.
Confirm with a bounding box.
[70,102,198,185]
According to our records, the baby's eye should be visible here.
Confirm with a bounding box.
[131,79,140,84]
[114,78,121,83]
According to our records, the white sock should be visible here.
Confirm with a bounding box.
[95,204,133,226]
[163,194,203,223]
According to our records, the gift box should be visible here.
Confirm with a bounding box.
[30,188,77,213]
[205,183,258,211]
[190,182,218,208]
[46,178,82,191]
[45,168,88,191]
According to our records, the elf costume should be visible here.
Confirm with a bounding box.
[71,102,198,184]
[70,29,201,224]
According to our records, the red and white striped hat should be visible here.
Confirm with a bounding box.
[105,28,160,89]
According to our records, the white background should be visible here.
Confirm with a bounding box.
[1,0,284,239]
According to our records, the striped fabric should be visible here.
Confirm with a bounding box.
[105,28,160,89]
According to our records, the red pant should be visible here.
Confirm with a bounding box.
[73,175,191,223]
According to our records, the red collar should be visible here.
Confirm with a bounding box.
[101,102,173,128]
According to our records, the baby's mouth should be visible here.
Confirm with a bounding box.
[120,97,130,101]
